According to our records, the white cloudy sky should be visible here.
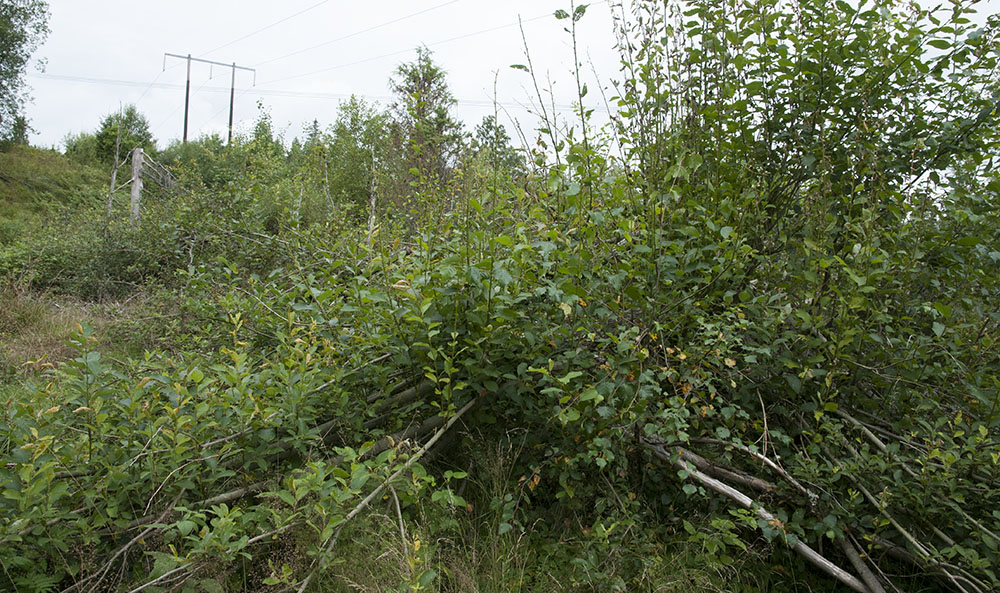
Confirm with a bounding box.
[24,0,623,150]
[21,0,999,150]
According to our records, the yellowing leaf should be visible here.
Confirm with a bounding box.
[725,358,737,367]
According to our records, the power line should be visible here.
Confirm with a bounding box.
[134,69,165,108]
[33,1,614,141]
[35,73,177,89]
[151,72,217,137]
[164,54,256,143]
[257,0,610,86]
[33,72,607,113]
[253,0,462,68]
[142,0,461,134]
[37,3,609,100]
[201,0,332,57]
[196,85,256,138]
[260,10,555,86]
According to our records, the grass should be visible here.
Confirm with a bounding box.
[0,145,105,206]
[0,145,105,246]
[310,433,786,593]
[0,284,104,378]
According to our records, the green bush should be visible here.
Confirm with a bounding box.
[1,2,998,592]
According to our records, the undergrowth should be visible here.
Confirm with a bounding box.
[0,1,998,592]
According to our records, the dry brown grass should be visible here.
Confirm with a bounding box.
[0,284,109,376]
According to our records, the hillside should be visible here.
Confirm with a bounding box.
[0,145,105,245]
[1,2,998,593]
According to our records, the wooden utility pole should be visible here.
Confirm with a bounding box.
[183,55,191,142]
[164,53,255,144]
[228,63,237,144]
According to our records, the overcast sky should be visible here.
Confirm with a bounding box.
[21,1,1000,151]
[23,0,622,150]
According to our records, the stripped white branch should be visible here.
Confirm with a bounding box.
[644,441,872,593]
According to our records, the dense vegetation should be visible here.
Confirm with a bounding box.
[1,1,999,592]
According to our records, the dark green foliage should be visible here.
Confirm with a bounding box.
[61,130,99,167]
[0,1,998,592]
[0,113,29,149]
[381,47,465,228]
[94,104,155,165]
[471,115,526,177]
[0,0,48,141]
[390,46,464,179]
[325,97,389,221]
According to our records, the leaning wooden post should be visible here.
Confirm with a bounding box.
[130,147,144,225]
[367,146,378,248]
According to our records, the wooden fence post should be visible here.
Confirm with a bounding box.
[130,148,144,224]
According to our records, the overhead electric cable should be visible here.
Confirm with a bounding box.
[201,0,332,57]
[33,73,605,113]
[151,71,218,137]
[134,69,165,107]
[260,10,553,86]
[257,0,609,86]
[252,0,461,68]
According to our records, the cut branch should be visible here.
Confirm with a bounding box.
[688,436,811,497]
[644,440,872,593]
[839,532,887,593]
[677,446,776,493]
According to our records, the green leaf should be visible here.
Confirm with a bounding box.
[418,569,438,588]
[176,520,197,537]
[199,579,225,593]
[933,302,951,318]
[933,322,945,337]
[785,374,802,394]
[350,467,370,491]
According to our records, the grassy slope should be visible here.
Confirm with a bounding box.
[0,146,114,377]
[0,145,105,246]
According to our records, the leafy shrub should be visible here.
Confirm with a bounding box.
[1,2,998,592]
